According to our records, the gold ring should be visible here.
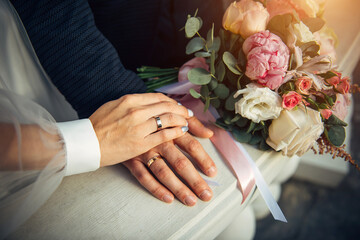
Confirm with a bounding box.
[146,155,161,168]
[154,116,162,129]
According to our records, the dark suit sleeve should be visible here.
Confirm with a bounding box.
[10,0,146,118]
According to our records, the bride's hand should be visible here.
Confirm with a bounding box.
[89,93,192,167]
[124,117,217,206]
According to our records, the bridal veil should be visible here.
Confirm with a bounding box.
[0,0,77,237]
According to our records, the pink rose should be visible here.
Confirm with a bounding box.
[320,109,332,119]
[222,0,269,39]
[332,93,350,121]
[243,31,290,90]
[336,77,350,94]
[295,77,312,94]
[326,75,340,87]
[282,91,302,110]
[178,57,209,82]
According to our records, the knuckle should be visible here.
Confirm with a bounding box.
[150,186,163,197]
[154,166,168,180]
[121,94,132,104]
[155,93,166,101]
[167,113,176,124]
[159,130,171,142]
[134,170,149,184]
[173,158,189,172]
[192,179,205,190]
[174,187,190,198]
[188,139,201,153]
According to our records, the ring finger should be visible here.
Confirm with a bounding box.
[142,151,198,206]
[141,113,188,135]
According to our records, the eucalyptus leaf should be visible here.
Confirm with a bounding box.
[208,37,221,52]
[223,52,242,75]
[326,125,346,147]
[215,119,231,131]
[189,88,202,99]
[232,129,252,143]
[188,68,212,85]
[326,114,348,127]
[230,115,241,123]
[247,121,257,134]
[208,78,218,90]
[186,37,205,54]
[259,140,271,151]
[225,92,238,111]
[216,61,226,83]
[211,98,221,108]
[185,17,201,38]
[200,85,210,97]
[236,117,248,128]
[214,83,230,99]
[249,134,262,145]
[195,51,212,57]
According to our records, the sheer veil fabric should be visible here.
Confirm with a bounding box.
[0,0,77,237]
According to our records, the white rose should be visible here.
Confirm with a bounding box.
[233,83,282,123]
[266,106,324,157]
[291,21,315,45]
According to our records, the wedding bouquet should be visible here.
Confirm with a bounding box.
[139,0,359,169]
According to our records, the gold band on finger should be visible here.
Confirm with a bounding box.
[154,116,162,130]
[146,155,161,168]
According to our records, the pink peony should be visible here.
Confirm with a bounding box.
[332,94,350,121]
[243,31,290,90]
[178,57,209,82]
[282,91,302,110]
[295,77,312,94]
[320,109,332,119]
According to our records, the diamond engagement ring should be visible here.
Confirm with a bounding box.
[154,116,162,130]
[146,155,161,168]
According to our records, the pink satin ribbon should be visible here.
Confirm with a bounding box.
[180,95,255,202]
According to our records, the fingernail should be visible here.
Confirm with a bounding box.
[178,102,182,105]
[200,190,212,201]
[184,195,197,206]
[162,194,174,203]
[207,166,217,176]
[186,121,188,127]
[188,109,194,117]
[181,126,189,133]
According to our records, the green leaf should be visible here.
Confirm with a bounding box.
[223,52,242,75]
[188,68,212,85]
[317,71,337,80]
[247,121,257,134]
[230,115,241,123]
[210,98,221,108]
[185,17,201,38]
[215,119,231,131]
[232,129,252,143]
[204,97,211,112]
[208,37,221,52]
[249,134,262,145]
[200,85,210,97]
[214,83,230,99]
[216,61,226,83]
[186,37,205,54]
[302,17,326,33]
[326,114,348,127]
[195,51,211,57]
[229,33,240,52]
[208,78,218,90]
[236,117,248,128]
[259,140,272,151]
[210,50,216,75]
[325,125,346,147]
[189,88,201,99]
[225,92,238,111]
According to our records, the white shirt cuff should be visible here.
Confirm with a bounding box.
[57,119,101,176]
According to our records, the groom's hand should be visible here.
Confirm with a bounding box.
[123,117,217,206]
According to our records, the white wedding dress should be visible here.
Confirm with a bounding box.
[0,0,78,237]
